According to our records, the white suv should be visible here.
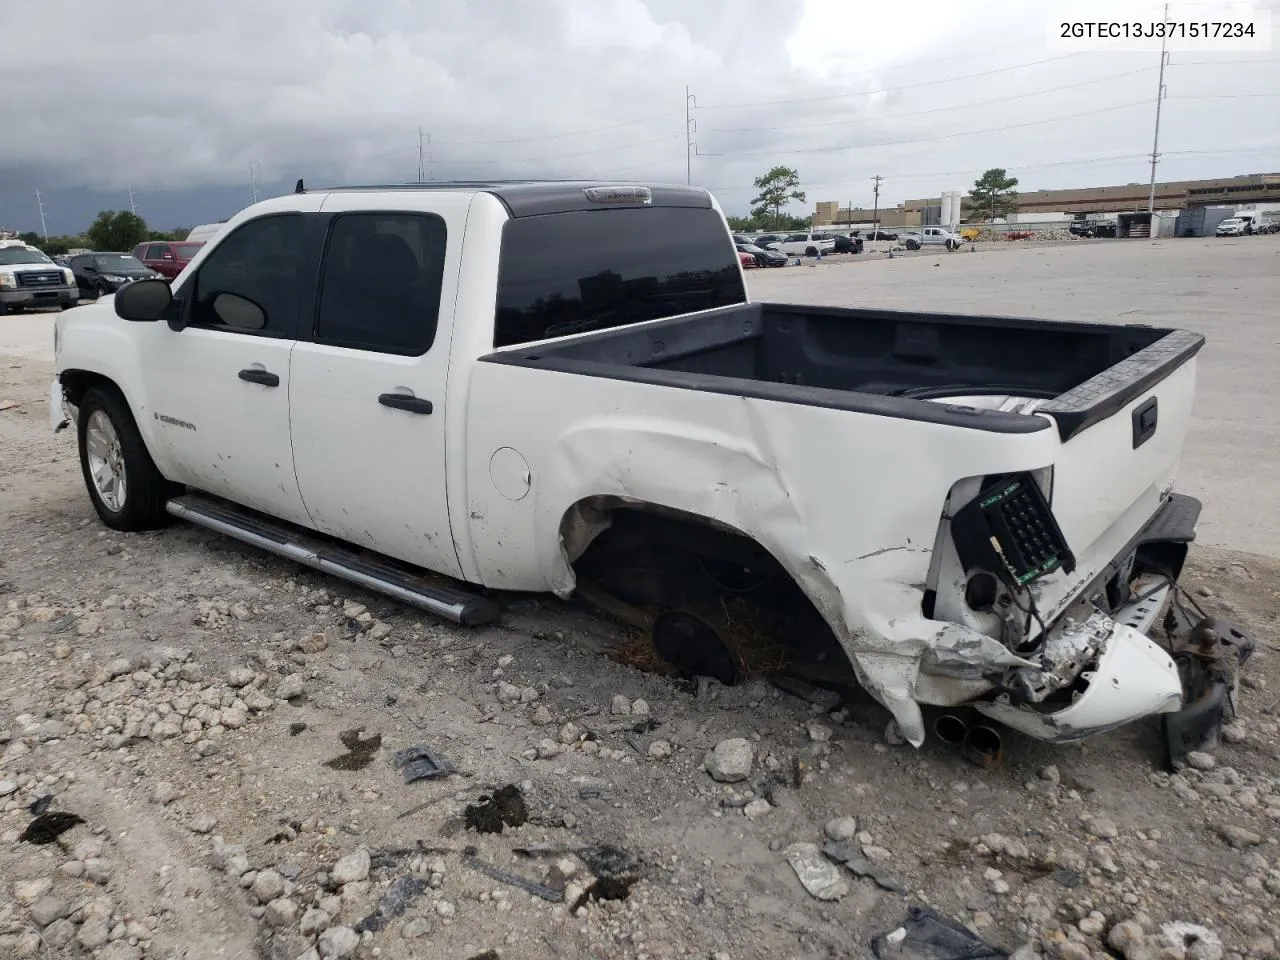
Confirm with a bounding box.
[770,232,837,257]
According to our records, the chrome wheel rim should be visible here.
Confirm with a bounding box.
[86,410,127,512]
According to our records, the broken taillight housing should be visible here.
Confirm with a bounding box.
[951,472,1076,587]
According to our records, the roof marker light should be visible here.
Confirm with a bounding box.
[583,185,652,204]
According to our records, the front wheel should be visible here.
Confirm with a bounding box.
[905,239,920,251]
[77,386,172,531]
[805,246,818,257]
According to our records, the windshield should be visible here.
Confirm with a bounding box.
[175,243,203,258]
[94,254,147,271]
[1220,219,1242,226]
[0,247,53,266]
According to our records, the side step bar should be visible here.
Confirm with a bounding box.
[165,494,499,627]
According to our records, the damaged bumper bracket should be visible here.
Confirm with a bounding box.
[1160,615,1256,771]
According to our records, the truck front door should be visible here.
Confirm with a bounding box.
[287,196,468,579]
[141,210,317,527]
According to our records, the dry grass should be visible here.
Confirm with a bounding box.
[606,597,793,682]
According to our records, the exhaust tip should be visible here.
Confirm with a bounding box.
[962,725,1004,769]
[933,714,968,745]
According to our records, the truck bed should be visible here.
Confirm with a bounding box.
[482,302,1204,440]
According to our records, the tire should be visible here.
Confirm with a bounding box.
[77,386,172,531]
[805,246,818,257]
[905,239,920,251]
[96,283,109,299]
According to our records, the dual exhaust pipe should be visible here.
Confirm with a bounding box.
[933,713,1004,769]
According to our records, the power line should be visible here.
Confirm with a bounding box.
[697,45,1151,112]
[702,145,1279,195]
[706,66,1157,135]
[698,99,1153,160]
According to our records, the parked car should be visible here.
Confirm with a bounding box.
[52,179,1224,757]
[0,241,79,313]
[773,232,836,257]
[831,234,863,254]
[900,227,967,251]
[1215,218,1247,237]
[133,240,205,279]
[863,229,898,241]
[70,252,160,299]
[736,241,788,267]
[738,250,758,270]
[753,234,783,249]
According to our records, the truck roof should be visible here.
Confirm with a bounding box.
[292,179,715,218]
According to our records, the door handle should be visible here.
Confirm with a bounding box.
[378,393,433,415]
[238,368,280,387]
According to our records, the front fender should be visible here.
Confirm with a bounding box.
[56,304,171,473]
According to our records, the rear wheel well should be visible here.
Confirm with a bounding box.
[564,499,847,673]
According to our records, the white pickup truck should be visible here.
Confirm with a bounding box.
[50,179,1236,755]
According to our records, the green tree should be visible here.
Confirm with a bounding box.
[749,166,806,230]
[968,168,1019,222]
[86,210,150,251]
[726,214,758,232]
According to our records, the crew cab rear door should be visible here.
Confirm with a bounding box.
[287,193,472,579]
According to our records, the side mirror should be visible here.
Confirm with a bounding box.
[211,292,266,330]
[114,278,173,322]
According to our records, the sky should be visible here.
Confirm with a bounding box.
[1,0,1277,235]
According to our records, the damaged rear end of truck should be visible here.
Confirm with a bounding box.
[476,300,1249,762]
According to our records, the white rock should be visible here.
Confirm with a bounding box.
[331,848,370,885]
[435,899,456,918]
[806,721,833,743]
[825,817,859,842]
[782,842,849,901]
[531,705,553,726]
[265,897,299,928]
[610,694,632,716]
[13,878,53,904]
[252,869,286,903]
[300,907,331,936]
[648,739,673,760]
[0,778,17,797]
[149,781,179,805]
[704,738,754,782]
[317,925,360,958]
[227,668,255,688]
[190,813,218,834]
[744,798,773,821]
[496,682,521,704]
[277,675,304,700]
[1186,751,1216,771]
[631,699,650,715]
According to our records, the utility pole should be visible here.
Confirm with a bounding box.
[418,128,431,182]
[250,159,261,203]
[128,186,137,216]
[685,86,697,185]
[871,175,883,238]
[35,188,48,240]
[1146,2,1170,232]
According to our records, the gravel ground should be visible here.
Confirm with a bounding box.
[3,245,1280,959]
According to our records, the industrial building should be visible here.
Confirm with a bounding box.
[814,171,1280,229]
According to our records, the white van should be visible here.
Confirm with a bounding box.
[185,221,227,243]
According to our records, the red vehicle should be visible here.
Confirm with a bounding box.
[738,250,758,270]
[131,240,204,280]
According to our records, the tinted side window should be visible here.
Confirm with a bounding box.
[189,214,305,336]
[314,212,447,356]
[494,207,747,348]
[150,244,172,258]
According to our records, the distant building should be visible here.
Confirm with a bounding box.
[815,172,1280,226]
